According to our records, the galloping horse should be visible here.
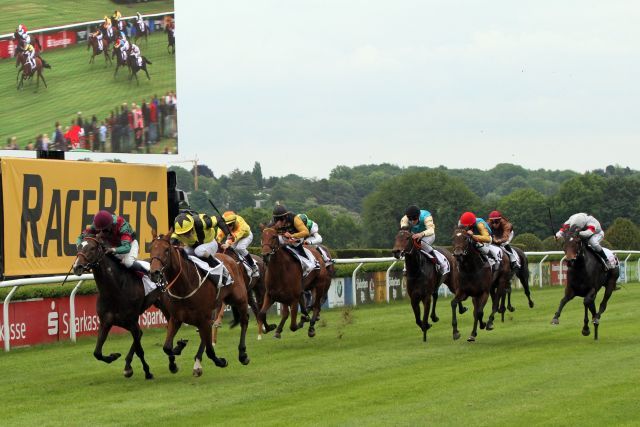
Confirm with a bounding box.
[392,229,467,342]
[450,227,510,342]
[128,54,152,84]
[149,233,250,377]
[165,21,175,54]
[259,227,332,339]
[73,237,167,379]
[87,33,111,65]
[133,20,150,45]
[17,56,47,90]
[551,227,619,340]
[112,45,129,77]
[500,245,534,315]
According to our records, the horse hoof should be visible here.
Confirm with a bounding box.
[508,306,515,312]
[169,364,179,374]
[453,332,461,340]
[301,315,310,323]
[215,358,228,368]
[239,355,251,365]
[123,368,133,378]
[467,336,476,342]
[266,324,277,333]
[145,372,154,380]
[274,332,281,339]
[529,301,534,308]
[213,321,222,328]
[308,329,316,338]
[551,318,559,325]
[193,368,203,377]
[459,307,468,315]
[257,335,263,341]
[108,353,122,363]
[431,316,440,323]
[582,328,590,336]
[486,323,494,331]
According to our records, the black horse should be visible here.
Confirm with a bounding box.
[73,236,168,379]
[496,245,535,317]
[392,229,466,342]
[551,227,619,340]
[128,54,152,84]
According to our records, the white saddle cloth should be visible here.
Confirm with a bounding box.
[280,237,320,277]
[420,249,451,275]
[188,255,232,287]
[602,248,618,266]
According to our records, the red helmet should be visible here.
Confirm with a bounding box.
[459,212,476,227]
[489,210,502,220]
[93,210,114,230]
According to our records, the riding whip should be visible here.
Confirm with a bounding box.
[547,206,556,238]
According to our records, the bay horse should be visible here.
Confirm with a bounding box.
[165,23,175,54]
[128,54,152,84]
[551,227,619,340]
[499,245,534,315]
[112,45,129,77]
[133,20,150,45]
[73,236,168,379]
[17,56,47,91]
[88,33,111,65]
[392,229,467,342]
[259,227,332,339]
[450,227,510,342]
[149,233,250,377]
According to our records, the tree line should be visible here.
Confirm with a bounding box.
[171,162,640,250]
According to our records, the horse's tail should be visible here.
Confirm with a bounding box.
[143,56,152,65]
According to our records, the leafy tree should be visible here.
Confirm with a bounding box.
[605,218,640,250]
[237,207,272,238]
[169,166,194,192]
[551,173,607,224]
[512,233,543,251]
[227,169,258,211]
[497,188,549,239]
[252,162,264,189]
[189,190,210,214]
[542,236,561,251]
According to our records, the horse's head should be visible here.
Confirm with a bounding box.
[261,227,280,265]
[73,237,105,275]
[148,232,174,284]
[392,228,416,259]
[452,227,473,259]
[561,226,583,264]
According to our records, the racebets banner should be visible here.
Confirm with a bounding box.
[1,157,168,276]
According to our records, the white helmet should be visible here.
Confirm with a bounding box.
[569,212,588,230]
[136,12,142,19]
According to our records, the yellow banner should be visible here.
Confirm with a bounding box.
[1,158,168,277]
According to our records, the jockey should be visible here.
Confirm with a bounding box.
[171,211,221,268]
[271,204,310,253]
[488,210,520,270]
[77,210,148,274]
[555,212,613,270]
[400,205,448,275]
[458,211,501,269]
[129,42,142,66]
[90,27,104,51]
[16,24,30,45]
[115,36,129,62]
[297,213,323,245]
[103,16,113,39]
[217,211,259,277]
[23,43,36,71]
[135,12,145,31]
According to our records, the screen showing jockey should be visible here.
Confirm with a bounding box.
[400,205,448,275]
[217,211,259,277]
[458,211,501,269]
[296,213,323,245]
[555,212,613,269]
[171,212,221,268]
[488,210,520,270]
[77,210,148,274]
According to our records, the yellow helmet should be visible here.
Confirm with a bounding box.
[174,213,195,234]
[115,10,122,19]
[223,211,237,225]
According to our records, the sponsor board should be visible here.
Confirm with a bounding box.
[327,278,345,308]
[388,272,404,301]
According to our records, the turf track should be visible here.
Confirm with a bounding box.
[1,285,638,426]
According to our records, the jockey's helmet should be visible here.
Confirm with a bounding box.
[136,12,142,19]
[114,39,121,48]
[17,24,25,35]
[273,205,288,218]
[488,210,502,220]
[405,205,420,220]
[174,213,194,234]
[459,212,477,227]
[93,210,114,231]
[115,10,122,19]
[223,211,237,225]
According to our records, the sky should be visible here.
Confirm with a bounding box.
[6,1,640,179]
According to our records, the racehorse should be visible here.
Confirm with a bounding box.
[149,232,250,377]
[133,20,150,45]
[259,227,332,339]
[17,56,47,91]
[73,236,167,379]
[392,229,467,342]
[112,45,129,77]
[551,227,619,340]
[87,33,112,65]
[218,247,276,340]
[450,227,510,342]
[165,19,175,54]
[499,245,534,316]
[127,54,151,84]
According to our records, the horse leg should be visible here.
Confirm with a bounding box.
[163,318,182,374]
[451,292,463,340]
[518,268,534,308]
[430,289,439,323]
[506,282,515,313]
[39,70,47,89]
[199,321,228,370]
[486,284,499,331]
[128,324,154,379]
[422,294,432,343]
[410,296,422,331]
[258,293,277,338]
[594,278,616,326]
[583,288,597,339]
[307,291,323,338]
[93,321,121,363]
[144,66,151,80]
[551,287,575,325]
[582,303,591,337]
[237,304,250,365]
[274,304,290,339]
[468,296,481,342]
[193,341,205,377]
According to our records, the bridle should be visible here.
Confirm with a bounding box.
[76,237,106,272]
[562,231,584,262]
[150,237,183,292]
[261,227,281,257]
[397,229,420,257]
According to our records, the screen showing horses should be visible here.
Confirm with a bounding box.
[0,0,177,154]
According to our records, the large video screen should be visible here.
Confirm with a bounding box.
[0,0,177,154]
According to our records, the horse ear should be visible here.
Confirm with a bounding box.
[151,228,157,239]
[259,223,266,231]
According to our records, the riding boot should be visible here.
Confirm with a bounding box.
[596,249,612,270]
[244,254,260,277]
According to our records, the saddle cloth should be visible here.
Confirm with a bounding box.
[280,239,320,277]
[420,249,451,275]
[141,275,158,296]
[499,246,520,266]
[188,255,233,287]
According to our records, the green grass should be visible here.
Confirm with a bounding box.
[0,0,175,32]
[2,285,639,426]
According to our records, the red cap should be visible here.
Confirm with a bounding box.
[93,210,113,230]
[489,210,502,220]
[460,212,476,227]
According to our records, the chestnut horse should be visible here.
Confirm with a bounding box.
[259,227,332,339]
[87,33,111,65]
[17,56,47,90]
[149,233,250,376]
[392,229,467,342]
[451,227,510,342]
[73,237,167,379]
[551,227,619,340]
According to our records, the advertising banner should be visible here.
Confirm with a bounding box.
[327,277,345,308]
[42,31,76,51]
[550,261,567,285]
[388,272,404,301]
[1,157,168,276]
